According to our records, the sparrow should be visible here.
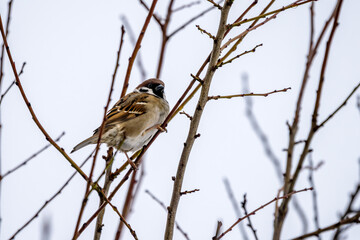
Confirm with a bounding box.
[71,78,170,168]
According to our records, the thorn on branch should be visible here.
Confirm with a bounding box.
[194,133,201,139]
[180,189,200,195]
[196,25,216,40]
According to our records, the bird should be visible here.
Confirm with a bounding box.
[71,78,170,168]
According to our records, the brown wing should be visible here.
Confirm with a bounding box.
[93,92,149,134]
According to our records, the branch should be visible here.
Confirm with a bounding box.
[164,1,233,239]
[216,188,313,240]
[307,153,321,238]
[196,25,215,40]
[216,43,262,68]
[173,1,201,12]
[292,212,360,240]
[0,0,14,90]
[121,0,158,97]
[0,61,26,105]
[241,194,258,240]
[0,132,65,181]
[8,151,94,240]
[168,1,224,39]
[274,1,344,238]
[223,178,249,240]
[317,82,360,129]
[0,15,91,186]
[145,190,190,240]
[230,0,314,28]
[72,25,125,239]
[93,148,114,240]
[208,87,291,100]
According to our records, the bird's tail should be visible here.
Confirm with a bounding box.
[71,135,97,153]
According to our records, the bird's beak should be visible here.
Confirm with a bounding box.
[155,85,164,93]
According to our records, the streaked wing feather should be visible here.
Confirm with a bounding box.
[93,93,149,135]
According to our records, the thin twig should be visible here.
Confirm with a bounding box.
[114,169,138,240]
[168,1,224,39]
[332,161,360,239]
[274,1,344,239]
[212,221,223,240]
[241,194,258,240]
[121,0,158,97]
[0,132,65,181]
[208,87,291,100]
[180,189,200,195]
[72,25,126,239]
[120,16,147,79]
[165,1,233,239]
[216,44,262,68]
[173,1,200,12]
[291,212,360,240]
[216,188,313,240]
[231,0,314,28]
[93,148,114,240]
[0,0,14,90]
[179,111,193,121]
[145,190,190,240]
[317,82,360,129]
[196,25,215,40]
[206,0,222,10]
[0,62,26,105]
[223,178,249,240]
[0,15,91,184]
[307,153,321,239]
[8,151,94,240]
[242,75,308,233]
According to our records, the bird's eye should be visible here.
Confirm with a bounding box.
[147,83,153,88]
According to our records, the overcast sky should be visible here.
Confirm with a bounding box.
[1,0,360,240]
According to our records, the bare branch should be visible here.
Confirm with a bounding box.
[173,1,201,12]
[0,62,26,105]
[0,132,65,181]
[208,87,291,100]
[241,194,259,240]
[216,188,313,240]
[292,212,360,240]
[8,151,94,240]
[196,25,215,40]
[145,190,190,240]
[121,0,158,97]
[223,178,249,240]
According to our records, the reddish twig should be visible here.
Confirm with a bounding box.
[216,188,313,240]
[0,132,65,181]
[223,178,249,240]
[274,1,344,239]
[208,87,291,100]
[0,61,26,105]
[173,1,200,12]
[72,25,126,239]
[145,189,190,240]
[114,170,138,240]
[241,194,258,240]
[121,0,158,97]
[8,151,94,240]
[291,212,360,240]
